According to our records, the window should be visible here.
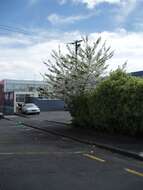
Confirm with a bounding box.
[16,94,25,102]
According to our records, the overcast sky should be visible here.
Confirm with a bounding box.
[0,0,143,80]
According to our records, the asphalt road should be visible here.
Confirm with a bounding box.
[23,111,72,123]
[0,118,143,190]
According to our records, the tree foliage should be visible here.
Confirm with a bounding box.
[71,69,143,137]
[43,36,114,103]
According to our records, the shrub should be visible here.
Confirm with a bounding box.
[70,69,143,137]
[70,94,91,127]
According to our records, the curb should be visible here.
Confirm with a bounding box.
[42,120,71,126]
[23,122,143,162]
[15,113,29,118]
[15,113,71,125]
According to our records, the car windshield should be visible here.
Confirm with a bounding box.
[24,104,37,108]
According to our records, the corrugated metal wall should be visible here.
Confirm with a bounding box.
[26,97,65,111]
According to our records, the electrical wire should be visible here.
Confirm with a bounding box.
[0,24,34,36]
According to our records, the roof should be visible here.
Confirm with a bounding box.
[1,79,45,85]
[130,71,143,77]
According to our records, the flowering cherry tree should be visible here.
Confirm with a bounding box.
[43,36,114,103]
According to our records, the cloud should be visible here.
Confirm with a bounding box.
[89,29,143,72]
[0,34,32,47]
[1,29,143,80]
[57,0,67,5]
[116,0,138,23]
[76,0,120,9]
[134,22,143,31]
[82,0,138,24]
[0,31,81,80]
[57,0,138,23]
[58,0,121,9]
[47,13,96,25]
[28,0,39,5]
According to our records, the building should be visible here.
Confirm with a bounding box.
[130,71,143,77]
[0,79,46,114]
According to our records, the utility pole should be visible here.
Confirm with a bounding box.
[68,40,83,59]
[68,40,83,73]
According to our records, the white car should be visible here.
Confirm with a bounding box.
[22,103,40,114]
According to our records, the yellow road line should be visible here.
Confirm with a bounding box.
[125,168,143,177]
[83,153,106,162]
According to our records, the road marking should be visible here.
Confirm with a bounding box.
[125,168,143,177]
[83,154,106,162]
[0,151,86,156]
[0,153,14,155]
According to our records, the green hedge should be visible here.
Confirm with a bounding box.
[70,69,143,137]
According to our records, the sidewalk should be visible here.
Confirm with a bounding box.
[21,117,143,161]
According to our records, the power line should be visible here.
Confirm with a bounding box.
[0,24,34,36]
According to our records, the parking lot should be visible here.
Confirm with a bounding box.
[0,117,143,190]
[20,111,72,123]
